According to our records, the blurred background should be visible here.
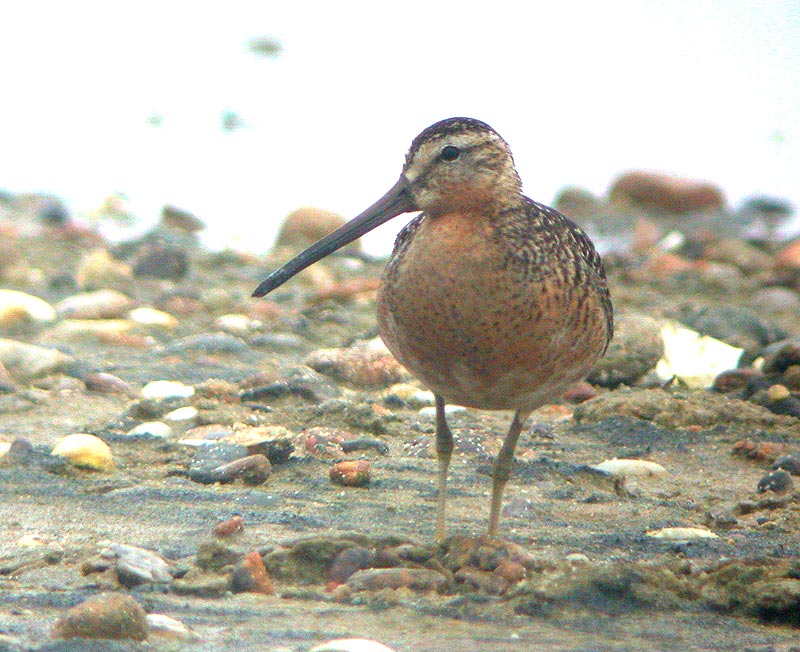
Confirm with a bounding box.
[0,0,797,255]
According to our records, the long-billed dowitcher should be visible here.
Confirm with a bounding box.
[254,117,613,539]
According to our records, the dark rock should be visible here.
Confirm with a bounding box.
[329,546,375,585]
[587,312,663,387]
[772,455,800,476]
[671,305,787,351]
[189,444,271,485]
[230,551,275,594]
[132,243,189,280]
[239,365,342,403]
[757,469,794,494]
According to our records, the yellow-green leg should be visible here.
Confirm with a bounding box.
[434,394,454,541]
[487,409,531,538]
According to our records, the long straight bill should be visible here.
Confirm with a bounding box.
[253,177,415,297]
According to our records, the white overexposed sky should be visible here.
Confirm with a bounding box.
[0,1,798,254]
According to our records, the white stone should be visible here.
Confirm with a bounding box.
[142,380,195,399]
[310,640,396,652]
[128,307,178,328]
[127,422,173,438]
[593,458,667,478]
[0,289,56,324]
[164,406,199,422]
[655,322,743,388]
[646,527,719,540]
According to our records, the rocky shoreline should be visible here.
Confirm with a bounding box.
[1,186,799,651]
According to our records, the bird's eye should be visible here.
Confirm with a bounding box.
[439,145,461,161]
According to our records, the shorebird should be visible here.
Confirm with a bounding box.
[254,118,613,539]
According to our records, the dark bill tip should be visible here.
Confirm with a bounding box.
[252,177,414,298]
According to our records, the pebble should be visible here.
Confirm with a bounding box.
[145,613,194,640]
[304,346,407,389]
[212,514,244,538]
[132,242,189,280]
[160,204,205,233]
[164,406,199,422]
[141,380,195,400]
[83,372,135,396]
[75,248,134,292]
[48,318,136,341]
[645,527,719,541]
[346,567,448,593]
[240,365,342,403]
[330,460,371,487]
[593,458,667,478]
[0,338,73,381]
[382,383,435,407]
[51,433,115,471]
[55,289,134,320]
[100,543,172,586]
[226,425,295,464]
[329,546,376,585]
[215,313,263,335]
[772,455,800,476]
[757,469,794,494]
[275,206,356,252]
[127,307,178,329]
[160,332,248,355]
[51,593,148,641]
[671,305,787,351]
[587,312,664,387]
[310,640,396,652]
[125,421,173,439]
[0,289,56,325]
[230,551,275,594]
[608,170,726,213]
[189,444,271,485]
[655,322,744,388]
[418,404,466,418]
[748,287,800,315]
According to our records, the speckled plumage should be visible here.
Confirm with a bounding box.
[253,117,613,539]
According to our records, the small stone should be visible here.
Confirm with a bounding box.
[164,406,199,422]
[748,287,800,315]
[310,639,396,652]
[128,307,178,329]
[75,248,134,291]
[645,527,719,541]
[160,204,205,233]
[757,469,794,494]
[215,313,262,335]
[132,242,189,280]
[48,319,136,341]
[100,543,172,586]
[212,514,244,538]
[772,455,800,476]
[230,551,275,594]
[305,347,407,389]
[346,567,448,593]
[189,444,271,485]
[0,338,73,381]
[51,593,148,641]
[608,170,726,213]
[126,422,172,439]
[51,434,115,471]
[83,372,134,396]
[146,613,194,640]
[275,207,358,253]
[225,425,295,464]
[418,404,466,418]
[329,546,375,585]
[588,312,664,387]
[593,458,667,478]
[655,323,744,388]
[0,289,56,325]
[240,365,342,404]
[141,380,195,400]
[55,289,134,320]
[329,460,371,487]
